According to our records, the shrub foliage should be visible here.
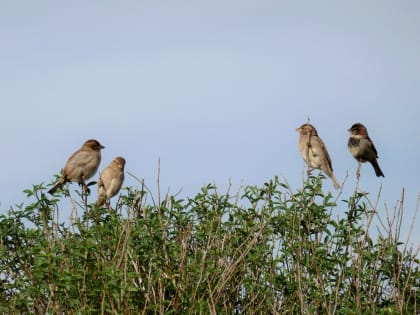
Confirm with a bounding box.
[0,176,419,314]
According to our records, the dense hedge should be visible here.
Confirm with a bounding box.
[0,176,419,314]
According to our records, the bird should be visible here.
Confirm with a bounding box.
[48,139,105,194]
[97,157,126,207]
[296,123,341,189]
[348,123,384,179]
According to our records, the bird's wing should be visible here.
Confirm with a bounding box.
[367,136,379,157]
[313,137,333,171]
[66,150,93,168]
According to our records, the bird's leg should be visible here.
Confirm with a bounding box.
[81,180,90,227]
[356,162,361,180]
[80,177,89,211]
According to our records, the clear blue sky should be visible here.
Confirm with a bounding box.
[1,1,419,246]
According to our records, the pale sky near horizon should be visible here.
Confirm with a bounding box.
[1,1,419,246]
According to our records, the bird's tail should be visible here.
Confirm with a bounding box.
[371,160,385,177]
[330,175,341,190]
[97,185,107,207]
[323,167,341,190]
[48,178,66,194]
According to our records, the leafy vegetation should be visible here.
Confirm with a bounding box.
[0,175,419,314]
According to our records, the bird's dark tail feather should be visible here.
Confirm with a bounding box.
[371,160,385,177]
[48,178,65,194]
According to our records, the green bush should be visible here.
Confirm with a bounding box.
[0,176,418,314]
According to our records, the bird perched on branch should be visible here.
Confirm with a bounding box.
[48,139,105,194]
[348,123,384,179]
[97,157,126,207]
[296,123,341,190]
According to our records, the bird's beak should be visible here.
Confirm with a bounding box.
[101,145,105,149]
[296,128,301,132]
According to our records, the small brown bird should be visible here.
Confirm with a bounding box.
[48,139,105,194]
[97,157,126,206]
[348,123,384,179]
[297,123,341,189]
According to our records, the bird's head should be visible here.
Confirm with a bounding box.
[113,157,126,169]
[296,123,318,136]
[83,139,105,151]
[348,123,368,136]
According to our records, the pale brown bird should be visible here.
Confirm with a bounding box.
[297,123,341,189]
[48,139,105,194]
[348,123,384,179]
[97,157,126,206]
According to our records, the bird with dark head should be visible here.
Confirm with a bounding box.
[296,123,341,189]
[348,123,384,179]
[97,157,126,207]
[48,139,105,194]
